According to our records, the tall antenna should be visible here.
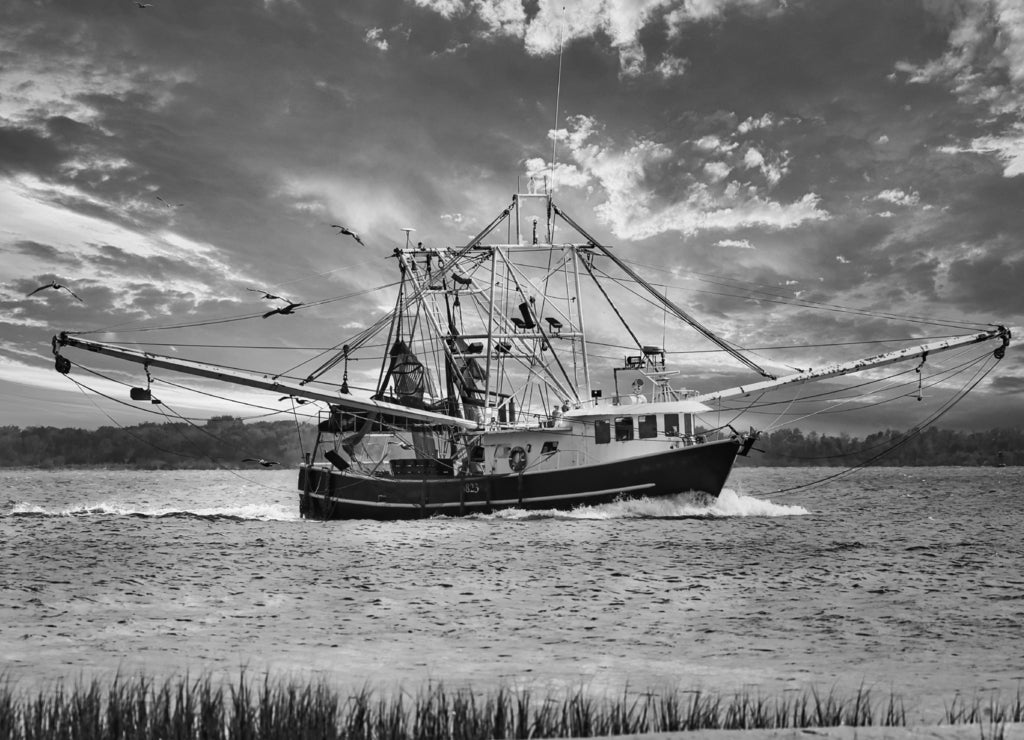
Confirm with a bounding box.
[549,5,566,194]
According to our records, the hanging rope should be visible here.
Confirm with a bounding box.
[758,350,1004,496]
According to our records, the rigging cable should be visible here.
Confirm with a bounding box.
[616,255,993,334]
[61,372,293,489]
[549,4,566,193]
[759,350,1003,495]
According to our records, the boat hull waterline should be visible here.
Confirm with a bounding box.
[298,437,740,520]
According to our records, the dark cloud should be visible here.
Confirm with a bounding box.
[13,241,83,267]
[989,374,1024,395]
[0,125,65,176]
[947,252,1024,316]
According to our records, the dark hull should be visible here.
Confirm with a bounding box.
[298,438,740,520]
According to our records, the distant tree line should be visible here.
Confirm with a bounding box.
[0,416,317,469]
[0,419,1019,468]
[736,426,1021,467]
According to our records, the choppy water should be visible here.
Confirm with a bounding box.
[1,466,1022,722]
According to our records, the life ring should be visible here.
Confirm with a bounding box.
[508,446,527,472]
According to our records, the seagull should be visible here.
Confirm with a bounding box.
[26,281,83,302]
[242,458,280,467]
[331,224,364,246]
[247,287,285,301]
[278,396,311,404]
[156,195,182,208]
[136,2,153,8]
[262,301,302,319]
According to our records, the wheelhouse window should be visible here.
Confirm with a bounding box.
[638,414,657,439]
[614,416,634,441]
[664,413,679,436]
[594,420,610,444]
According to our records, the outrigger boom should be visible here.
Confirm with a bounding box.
[53,326,1010,421]
[52,331,477,429]
[693,325,1011,404]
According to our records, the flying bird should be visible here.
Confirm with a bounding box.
[262,301,302,319]
[26,281,83,302]
[242,458,280,467]
[247,287,285,301]
[278,396,311,404]
[135,2,154,8]
[331,224,364,246]
[156,195,182,208]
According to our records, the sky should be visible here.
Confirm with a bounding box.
[1,0,1022,434]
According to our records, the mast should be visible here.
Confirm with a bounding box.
[692,326,1010,404]
[571,245,591,397]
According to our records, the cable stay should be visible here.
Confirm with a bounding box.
[550,203,774,379]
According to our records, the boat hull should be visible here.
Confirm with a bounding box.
[297,437,740,520]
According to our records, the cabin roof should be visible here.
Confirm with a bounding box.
[564,399,711,418]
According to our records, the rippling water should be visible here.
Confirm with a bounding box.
[1,466,1021,722]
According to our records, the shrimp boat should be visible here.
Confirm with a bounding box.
[52,189,1011,519]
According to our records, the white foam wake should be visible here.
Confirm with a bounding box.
[9,501,299,521]
[480,488,809,520]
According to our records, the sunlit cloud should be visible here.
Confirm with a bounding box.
[941,125,1024,177]
[414,0,785,76]
[874,188,921,207]
[654,54,688,79]
[365,28,390,52]
[531,115,828,240]
[898,0,1024,175]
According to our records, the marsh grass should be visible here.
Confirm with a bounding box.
[944,687,1024,725]
[0,674,1020,740]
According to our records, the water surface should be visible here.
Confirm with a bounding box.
[2,466,1021,722]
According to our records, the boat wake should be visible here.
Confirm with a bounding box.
[475,489,810,520]
[8,501,299,522]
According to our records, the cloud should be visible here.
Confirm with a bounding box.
[899,0,1024,176]
[414,0,786,76]
[941,123,1024,177]
[946,251,1024,314]
[532,115,827,240]
[695,135,737,154]
[412,0,464,15]
[737,114,774,134]
[874,188,921,207]
[11,240,83,267]
[524,156,592,190]
[703,161,732,182]
[654,54,688,79]
[365,28,390,52]
[742,146,788,185]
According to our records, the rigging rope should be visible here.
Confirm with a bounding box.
[756,350,1003,495]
